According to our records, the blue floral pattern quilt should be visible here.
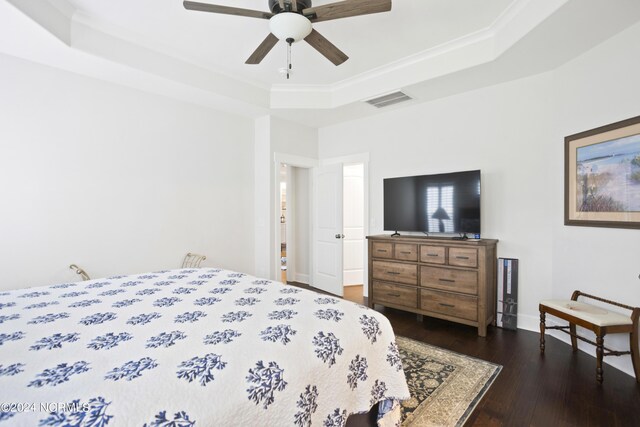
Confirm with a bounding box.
[0,268,409,426]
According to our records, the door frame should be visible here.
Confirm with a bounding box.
[317,153,370,296]
[273,153,318,284]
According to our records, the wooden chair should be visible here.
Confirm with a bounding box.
[69,264,90,281]
[182,252,206,268]
[539,290,639,384]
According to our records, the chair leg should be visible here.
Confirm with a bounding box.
[539,310,546,354]
[570,323,578,352]
[596,333,605,384]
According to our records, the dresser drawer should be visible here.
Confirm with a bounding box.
[372,261,418,285]
[420,266,478,295]
[372,242,393,259]
[420,289,478,321]
[394,244,418,261]
[420,245,446,264]
[449,247,478,268]
[372,281,417,309]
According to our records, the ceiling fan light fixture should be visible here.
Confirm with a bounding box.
[185,0,392,66]
[269,12,312,43]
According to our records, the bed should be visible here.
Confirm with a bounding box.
[0,268,409,426]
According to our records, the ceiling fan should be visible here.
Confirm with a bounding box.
[183,0,392,70]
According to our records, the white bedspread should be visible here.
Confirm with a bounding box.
[0,268,409,426]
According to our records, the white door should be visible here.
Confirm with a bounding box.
[312,163,344,296]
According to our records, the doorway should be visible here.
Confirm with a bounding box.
[342,163,365,303]
[276,161,312,286]
[274,154,369,299]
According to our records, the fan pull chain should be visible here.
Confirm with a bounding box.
[286,38,293,79]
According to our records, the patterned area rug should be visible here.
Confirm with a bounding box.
[397,336,502,427]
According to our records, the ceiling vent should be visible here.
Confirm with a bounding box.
[365,91,412,108]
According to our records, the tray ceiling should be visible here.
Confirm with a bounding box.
[67,0,513,86]
[2,0,640,126]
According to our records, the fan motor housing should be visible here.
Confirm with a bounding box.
[269,0,313,14]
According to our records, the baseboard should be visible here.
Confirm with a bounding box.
[514,313,540,333]
[514,313,636,379]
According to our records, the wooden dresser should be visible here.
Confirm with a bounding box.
[367,235,498,336]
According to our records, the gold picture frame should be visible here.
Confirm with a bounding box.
[565,115,640,229]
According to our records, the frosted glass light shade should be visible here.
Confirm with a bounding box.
[269,12,312,42]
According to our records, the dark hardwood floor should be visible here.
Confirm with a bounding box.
[288,282,640,426]
[379,305,640,427]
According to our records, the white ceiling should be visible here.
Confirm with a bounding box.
[2,0,640,127]
[67,0,513,86]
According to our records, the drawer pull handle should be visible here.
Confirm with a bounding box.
[400,251,412,254]
[387,293,401,297]
[386,271,400,275]
[439,303,455,308]
[427,253,439,257]
[456,256,470,260]
[439,278,455,283]
[376,249,388,252]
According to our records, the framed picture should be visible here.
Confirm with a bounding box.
[565,115,640,229]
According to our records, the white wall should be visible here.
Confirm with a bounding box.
[271,117,319,160]
[320,72,556,321]
[253,116,271,279]
[551,21,640,304]
[268,117,318,280]
[252,115,318,282]
[319,22,640,377]
[0,53,255,289]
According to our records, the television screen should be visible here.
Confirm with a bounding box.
[383,170,481,234]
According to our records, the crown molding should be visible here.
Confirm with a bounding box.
[8,0,568,115]
[270,0,569,109]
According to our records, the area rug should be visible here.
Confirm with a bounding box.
[397,336,502,427]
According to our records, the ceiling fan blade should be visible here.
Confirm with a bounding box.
[304,29,348,66]
[183,1,273,20]
[291,0,298,12]
[246,33,279,64]
[303,0,391,23]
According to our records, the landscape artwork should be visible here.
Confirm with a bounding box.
[576,133,640,212]
[565,115,640,229]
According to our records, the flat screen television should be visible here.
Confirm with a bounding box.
[383,170,481,235]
